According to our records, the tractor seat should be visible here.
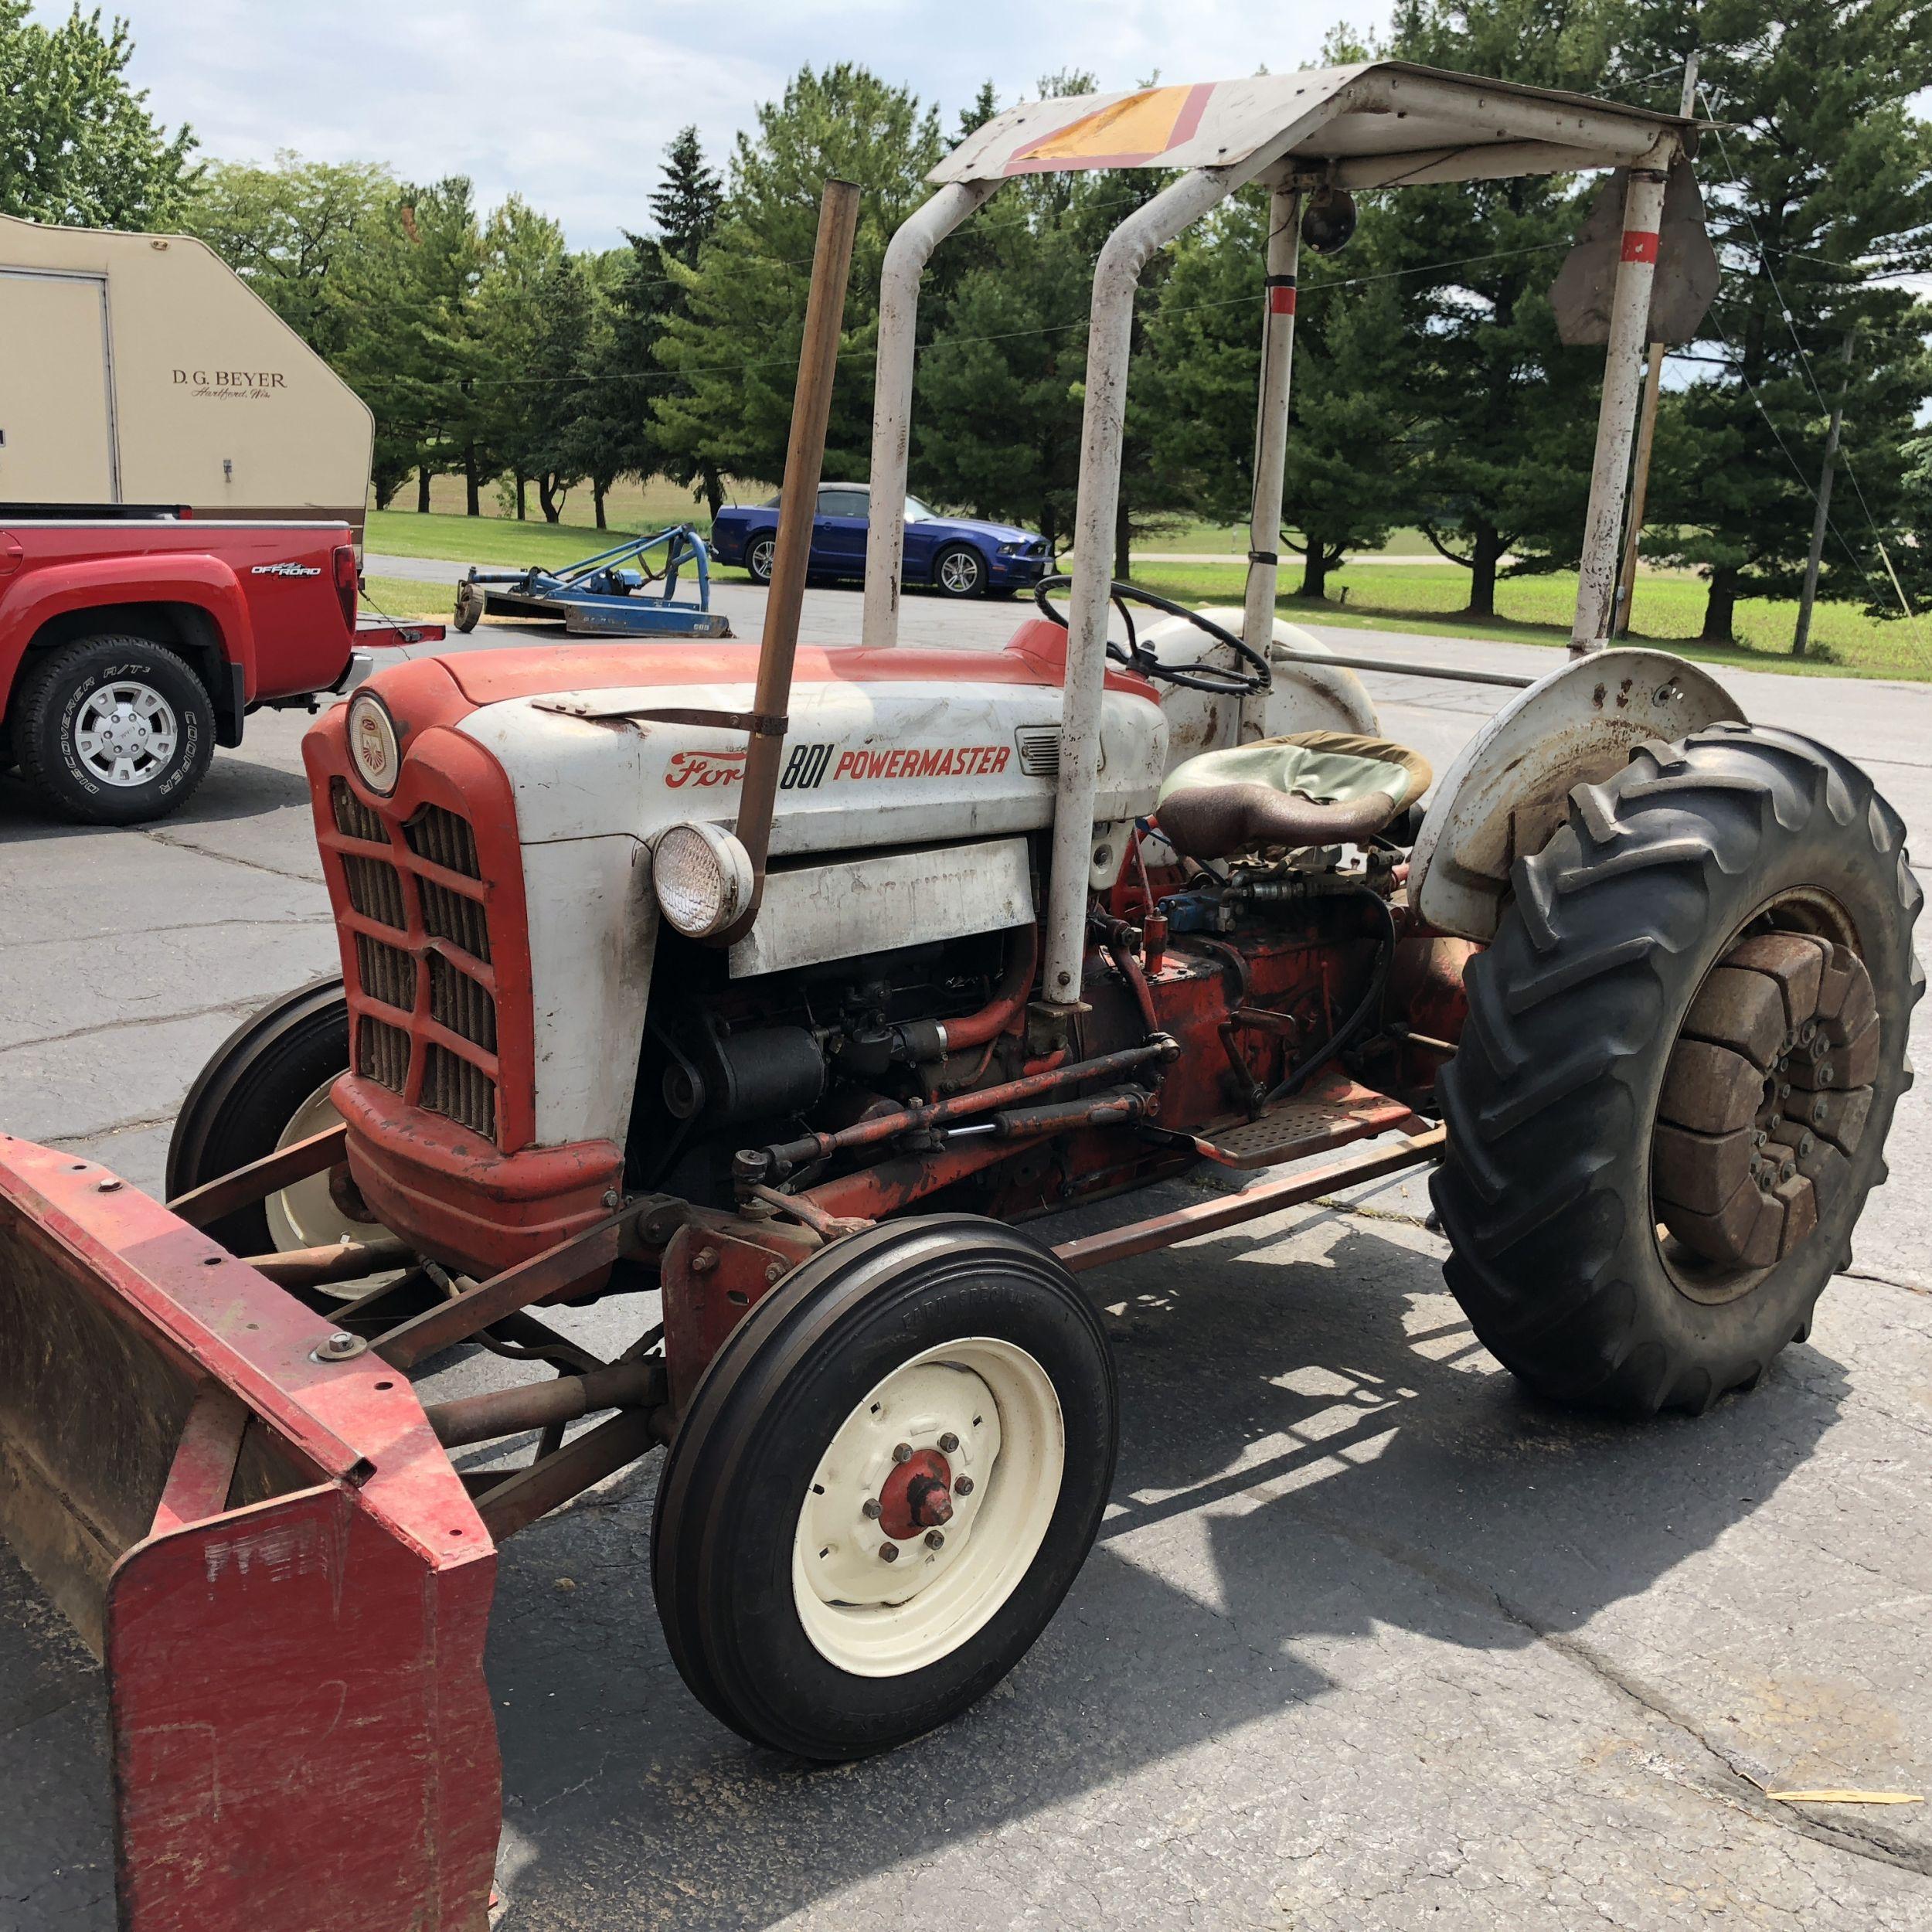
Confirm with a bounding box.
[1154,731,1433,862]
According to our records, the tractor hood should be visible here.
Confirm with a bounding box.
[440,621,1167,855]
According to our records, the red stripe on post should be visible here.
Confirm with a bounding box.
[1621,230,1660,264]
[1269,285,1297,315]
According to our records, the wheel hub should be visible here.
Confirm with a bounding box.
[73,681,177,785]
[1654,927,1879,1277]
[791,1337,1065,1677]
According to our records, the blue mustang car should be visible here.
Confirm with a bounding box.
[709,483,1051,599]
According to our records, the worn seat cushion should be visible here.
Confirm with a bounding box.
[1158,730,1433,815]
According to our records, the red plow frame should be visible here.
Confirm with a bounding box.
[0,1134,500,1931]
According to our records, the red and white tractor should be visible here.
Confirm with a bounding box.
[1,63,1920,1932]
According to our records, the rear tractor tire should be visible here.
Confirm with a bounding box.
[651,1216,1117,1759]
[1433,723,1922,1415]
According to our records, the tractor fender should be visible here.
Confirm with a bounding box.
[1408,647,1743,942]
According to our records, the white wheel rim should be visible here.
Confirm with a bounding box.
[792,1336,1064,1678]
[940,552,978,593]
[264,1077,393,1252]
[73,681,177,786]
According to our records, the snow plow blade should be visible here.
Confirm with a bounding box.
[0,1135,499,1931]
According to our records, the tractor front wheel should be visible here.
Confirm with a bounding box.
[1434,723,1922,1415]
[651,1215,1116,1758]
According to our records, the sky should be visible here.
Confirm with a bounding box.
[70,0,1395,249]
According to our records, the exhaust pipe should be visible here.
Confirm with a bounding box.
[721,176,862,944]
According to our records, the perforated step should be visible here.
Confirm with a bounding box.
[1160,1077,1420,1169]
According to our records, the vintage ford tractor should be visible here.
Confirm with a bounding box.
[1,64,1920,1932]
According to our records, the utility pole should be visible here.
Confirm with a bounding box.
[1611,49,1699,638]
[1792,327,1858,658]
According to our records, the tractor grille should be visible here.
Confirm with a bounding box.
[357,1015,412,1093]
[325,780,504,1146]
[420,878,492,961]
[355,934,418,1012]
[406,804,482,879]
[421,1042,496,1141]
[430,952,498,1051]
[343,854,406,930]
[331,777,389,843]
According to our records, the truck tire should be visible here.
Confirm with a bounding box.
[166,978,384,1259]
[652,1215,1117,1759]
[11,632,216,825]
[1433,723,1922,1416]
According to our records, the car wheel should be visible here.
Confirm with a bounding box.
[11,633,215,825]
[932,544,987,599]
[747,534,777,585]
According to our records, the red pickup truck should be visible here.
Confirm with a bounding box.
[1,515,440,824]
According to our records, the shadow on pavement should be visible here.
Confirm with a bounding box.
[481,1215,1840,1930]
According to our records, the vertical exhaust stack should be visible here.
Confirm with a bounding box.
[723,178,862,944]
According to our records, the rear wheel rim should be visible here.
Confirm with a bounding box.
[750,539,775,580]
[1651,893,1876,1304]
[939,550,979,594]
[792,1336,1063,1678]
[73,681,177,786]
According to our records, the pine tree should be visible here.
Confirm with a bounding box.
[651,127,723,267]
[1617,1,1932,642]
[653,66,944,500]
[647,129,726,515]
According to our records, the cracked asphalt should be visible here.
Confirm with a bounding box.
[4,585,1930,1930]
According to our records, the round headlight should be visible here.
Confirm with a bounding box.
[346,689,400,795]
[653,821,754,938]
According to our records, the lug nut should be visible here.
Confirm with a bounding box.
[938,1431,960,1453]
[892,1442,913,1464]
[879,1543,900,1563]
[862,1498,883,1520]
[954,1475,975,1497]
[924,1529,945,1550]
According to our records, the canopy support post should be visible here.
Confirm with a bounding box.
[1571,164,1670,655]
[1042,166,1242,1011]
[862,182,1000,652]
[1240,182,1302,739]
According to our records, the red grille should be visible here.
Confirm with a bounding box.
[421,1043,496,1141]
[323,777,503,1148]
[358,1015,411,1093]
[406,805,482,879]
[355,934,417,1012]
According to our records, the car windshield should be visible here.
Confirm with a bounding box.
[904,495,935,523]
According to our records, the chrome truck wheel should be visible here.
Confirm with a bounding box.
[167,978,396,1260]
[652,1216,1115,1758]
[1434,723,1922,1414]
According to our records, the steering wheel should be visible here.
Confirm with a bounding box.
[1031,576,1271,695]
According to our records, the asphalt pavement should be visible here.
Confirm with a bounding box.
[4,582,1931,1930]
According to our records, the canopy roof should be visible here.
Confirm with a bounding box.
[930,62,1693,191]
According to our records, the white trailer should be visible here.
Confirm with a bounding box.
[0,212,372,533]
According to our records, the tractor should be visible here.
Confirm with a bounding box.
[0,63,1920,1932]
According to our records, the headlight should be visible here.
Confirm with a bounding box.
[346,689,400,795]
[653,820,755,938]
[998,542,1023,556]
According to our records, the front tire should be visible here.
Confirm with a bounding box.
[931,543,987,599]
[166,979,387,1258]
[11,633,214,825]
[651,1216,1117,1759]
[1434,723,1922,1415]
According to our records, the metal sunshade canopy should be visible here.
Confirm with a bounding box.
[929,63,1693,189]
[861,61,1699,1011]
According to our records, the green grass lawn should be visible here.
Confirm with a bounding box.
[361,575,457,618]
[1138,520,1438,556]
[364,509,679,570]
[1131,559,1932,682]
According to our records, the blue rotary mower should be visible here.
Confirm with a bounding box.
[451,522,732,637]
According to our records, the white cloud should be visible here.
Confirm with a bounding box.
[71,1,1389,246]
